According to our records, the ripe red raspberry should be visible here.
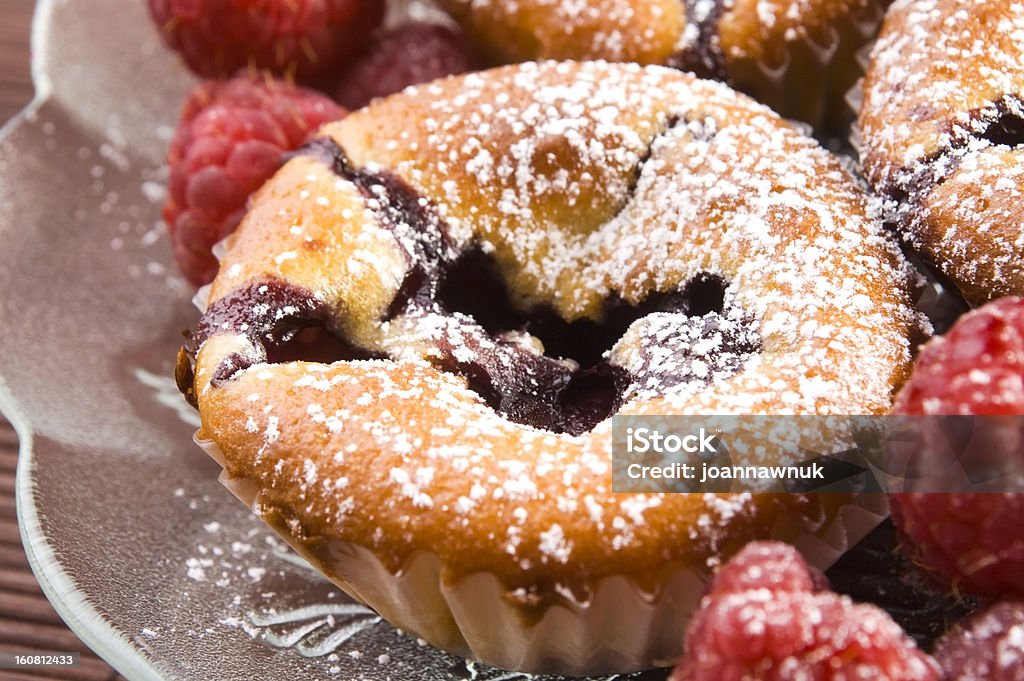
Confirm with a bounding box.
[708,540,829,596]
[165,75,344,286]
[893,297,1024,416]
[669,542,939,681]
[933,601,1024,680]
[891,493,1024,600]
[148,0,385,80]
[334,22,479,110]
[890,297,1024,600]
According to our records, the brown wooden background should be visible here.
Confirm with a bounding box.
[1,1,127,679]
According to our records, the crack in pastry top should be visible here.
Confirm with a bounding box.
[189,62,916,584]
[190,127,763,435]
[669,0,729,79]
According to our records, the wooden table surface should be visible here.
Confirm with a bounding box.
[1,2,127,679]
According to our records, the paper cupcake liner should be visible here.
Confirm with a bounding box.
[723,0,888,136]
[194,434,887,676]
[191,284,211,314]
[385,0,457,30]
[189,235,232,313]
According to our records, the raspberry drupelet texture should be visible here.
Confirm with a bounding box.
[333,22,480,110]
[890,297,1024,600]
[147,0,385,80]
[706,540,830,596]
[933,601,1024,681]
[891,492,1024,601]
[670,542,939,681]
[165,75,344,286]
[893,297,1024,417]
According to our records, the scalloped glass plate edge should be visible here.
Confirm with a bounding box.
[1,0,168,677]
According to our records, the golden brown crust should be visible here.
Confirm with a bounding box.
[914,148,1024,304]
[437,0,687,65]
[199,361,849,590]
[859,0,1024,305]
[208,156,408,347]
[435,0,889,130]
[859,0,1024,189]
[189,62,915,672]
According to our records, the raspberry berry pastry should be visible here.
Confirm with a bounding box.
[164,75,344,286]
[177,62,917,674]
[859,0,1024,306]
[147,0,385,80]
[435,0,890,132]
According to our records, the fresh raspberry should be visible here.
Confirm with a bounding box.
[147,0,385,80]
[333,22,479,110]
[933,601,1024,681]
[164,75,344,286]
[708,540,829,596]
[669,541,939,681]
[891,492,1024,600]
[890,297,1024,600]
[893,297,1024,416]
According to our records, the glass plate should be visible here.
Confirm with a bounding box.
[0,1,662,679]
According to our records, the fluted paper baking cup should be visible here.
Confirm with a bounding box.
[194,433,887,675]
[723,0,889,135]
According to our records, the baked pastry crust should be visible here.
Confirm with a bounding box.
[436,0,686,65]
[184,61,916,673]
[859,0,1024,305]
[436,0,889,130]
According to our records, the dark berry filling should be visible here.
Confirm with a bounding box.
[887,94,1024,206]
[182,280,381,391]
[389,251,759,436]
[437,250,708,368]
[183,139,762,434]
[298,137,456,307]
[667,0,728,81]
[420,303,624,436]
[976,95,1024,148]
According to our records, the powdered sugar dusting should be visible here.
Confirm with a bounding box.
[439,0,682,63]
[197,62,915,588]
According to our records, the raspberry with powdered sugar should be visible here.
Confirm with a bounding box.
[670,542,940,681]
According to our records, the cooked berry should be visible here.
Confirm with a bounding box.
[164,76,344,286]
[334,22,479,110]
[890,297,1024,600]
[147,0,385,79]
[670,542,940,681]
[933,601,1024,681]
